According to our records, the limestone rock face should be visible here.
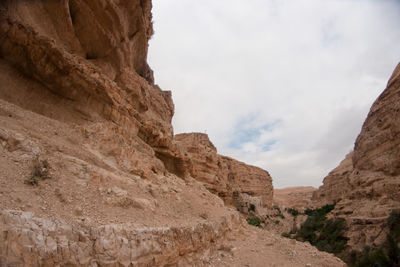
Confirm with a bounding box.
[175,133,273,211]
[353,63,400,176]
[313,64,400,251]
[312,152,353,204]
[0,210,238,266]
[0,0,345,265]
[0,1,281,265]
[274,186,317,210]
[0,0,174,160]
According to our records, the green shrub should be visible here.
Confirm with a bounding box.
[292,207,400,266]
[304,208,313,216]
[295,203,348,254]
[350,246,390,267]
[387,235,399,264]
[287,208,299,216]
[282,232,291,238]
[387,210,400,236]
[316,218,348,254]
[247,217,261,227]
[386,210,400,264]
[249,204,256,212]
[346,210,400,267]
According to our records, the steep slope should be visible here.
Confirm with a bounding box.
[312,152,353,204]
[0,0,344,266]
[313,63,400,251]
[0,0,176,180]
[0,1,238,265]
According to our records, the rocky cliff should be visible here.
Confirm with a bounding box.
[0,0,178,181]
[0,1,345,266]
[0,2,238,265]
[312,152,353,204]
[175,133,273,212]
[274,186,317,210]
[313,64,400,251]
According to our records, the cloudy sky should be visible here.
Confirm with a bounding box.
[148,0,400,188]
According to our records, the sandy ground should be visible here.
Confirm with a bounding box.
[209,223,345,267]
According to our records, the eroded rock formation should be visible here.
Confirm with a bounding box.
[274,186,317,210]
[0,210,237,266]
[0,0,176,177]
[0,0,346,266]
[312,152,353,204]
[175,133,273,212]
[0,1,237,265]
[313,64,400,251]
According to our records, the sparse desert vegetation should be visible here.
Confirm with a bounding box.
[0,0,399,266]
[25,157,51,186]
[347,210,400,267]
[282,204,348,255]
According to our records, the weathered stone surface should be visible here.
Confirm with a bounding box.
[313,64,400,251]
[0,0,287,265]
[312,152,353,204]
[0,0,174,157]
[0,210,239,266]
[175,133,273,211]
[353,63,400,176]
[274,186,317,210]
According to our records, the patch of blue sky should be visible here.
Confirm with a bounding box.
[262,140,277,152]
[229,128,260,149]
[228,116,280,151]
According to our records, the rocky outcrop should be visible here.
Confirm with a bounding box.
[175,133,273,212]
[0,0,346,265]
[0,92,241,265]
[353,63,400,176]
[0,1,282,265]
[0,210,238,266]
[312,152,353,204]
[0,0,175,175]
[313,63,400,251]
[274,186,317,210]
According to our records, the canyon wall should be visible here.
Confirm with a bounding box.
[175,133,273,212]
[273,186,317,210]
[0,1,275,265]
[312,152,353,204]
[313,63,400,251]
[0,0,177,181]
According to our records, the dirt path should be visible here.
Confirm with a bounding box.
[210,224,346,267]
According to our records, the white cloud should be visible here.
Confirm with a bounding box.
[148,0,400,188]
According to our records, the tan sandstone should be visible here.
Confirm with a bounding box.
[0,0,344,266]
[274,186,317,210]
[175,133,273,212]
[313,63,400,251]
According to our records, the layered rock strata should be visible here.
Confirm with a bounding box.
[0,0,175,178]
[312,152,353,204]
[175,133,273,212]
[313,64,400,250]
[273,186,317,210]
[0,1,277,265]
[0,210,238,266]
